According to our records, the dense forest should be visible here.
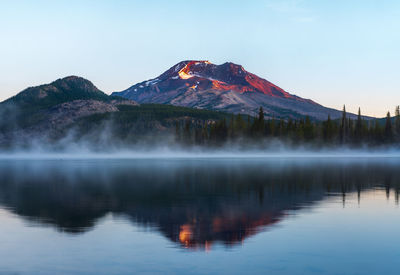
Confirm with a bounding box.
[175,105,400,148]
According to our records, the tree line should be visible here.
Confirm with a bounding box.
[175,106,400,147]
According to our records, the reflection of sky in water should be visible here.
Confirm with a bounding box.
[0,159,399,274]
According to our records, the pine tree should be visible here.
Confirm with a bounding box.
[385,111,393,142]
[286,118,294,140]
[212,118,228,144]
[228,114,235,139]
[303,116,314,141]
[209,122,217,144]
[194,126,203,145]
[373,119,382,144]
[354,107,362,144]
[278,119,285,137]
[395,106,400,139]
[235,114,246,134]
[183,119,192,144]
[270,117,276,137]
[201,122,209,143]
[258,107,264,123]
[247,115,251,137]
[323,115,334,143]
[348,118,353,138]
[295,119,304,142]
[340,105,347,144]
[258,107,265,135]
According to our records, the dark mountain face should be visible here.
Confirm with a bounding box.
[113,60,353,120]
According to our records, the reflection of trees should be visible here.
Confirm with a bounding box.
[0,159,399,249]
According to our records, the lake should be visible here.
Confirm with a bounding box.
[0,157,399,274]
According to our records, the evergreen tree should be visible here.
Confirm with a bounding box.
[228,114,235,139]
[194,126,203,145]
[286,118,294,140]
[395,106,400,139]
[183,119,192,144]
[247,115,251,137]
[211,118,228,144]
[257,107,265,135]
[270,117,276,137]
[201,122,209,143]
[294,119,304,142]
[303,116,314,141]
[251,107,265,138]
[322,115,334,143]
[235,114,246,135]
[258,107,264,123]
[209,122,217,144]
[340,105,347,144]
[354,107,362,144]
[373,119,383,144]
[348,118,353,139]
[278,119,285,137]
[385,111,393,142]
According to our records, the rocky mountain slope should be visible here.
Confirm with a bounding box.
[113,60,355,120]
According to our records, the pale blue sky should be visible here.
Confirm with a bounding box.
[0,0,399,116]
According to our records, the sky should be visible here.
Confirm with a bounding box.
[0,0,399,117]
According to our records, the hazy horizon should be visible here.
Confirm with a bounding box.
[1,0,399,117]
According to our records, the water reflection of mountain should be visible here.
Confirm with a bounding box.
[0,159,399,249]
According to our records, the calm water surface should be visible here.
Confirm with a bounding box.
[0,158,399,274]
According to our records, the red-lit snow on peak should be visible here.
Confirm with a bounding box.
[163,61,305,101]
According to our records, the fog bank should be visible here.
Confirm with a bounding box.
[1,144,400,160]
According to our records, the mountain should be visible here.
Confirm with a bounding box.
[0,76,137,131]
[112,60,353,120]
[4,76,111,109]
[0,76,229,147]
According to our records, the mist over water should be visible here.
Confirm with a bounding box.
[1,143,400,159]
